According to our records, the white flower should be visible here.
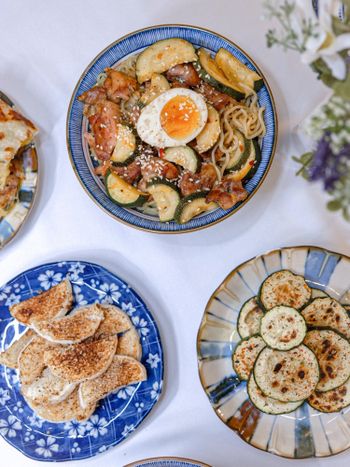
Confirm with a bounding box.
[0,285,11,301]
[135,402,144,412]
[117,385,136,400]
[13,401,23,413]
[96,282,121,304]
[121,424,135,437]
[38,270,63,290]
[24,430,35,442]
[73,285,88,306]
[5,293,20,307]
[150,381,162,400]
[0,388,10,406]
[132,316,149,336]
[69,262,85,277]
[121,302,136,315]
[64,420,87,438]
[0,415,22,438]
[71,442,81,454]
[27,413,44,428]
[296,0,350,79]
[146,353,161,369]
[35,436,59,458]
[85,415,108,438]
[5,368,19,386]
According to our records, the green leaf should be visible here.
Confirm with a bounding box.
[327,200,342,211]
[333,72,350,100]
[311,59,338,88]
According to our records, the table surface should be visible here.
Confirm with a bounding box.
[1,1,349,466]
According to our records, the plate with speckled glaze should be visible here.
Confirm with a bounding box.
[125,457,211,467]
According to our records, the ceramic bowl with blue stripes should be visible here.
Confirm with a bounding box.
[67,25,277,233]
[197,246,350,459]
[0,261,163,462]
[125,457,211,467]
[0,91,38,249]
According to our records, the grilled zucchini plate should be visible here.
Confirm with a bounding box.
[197,246,350,459]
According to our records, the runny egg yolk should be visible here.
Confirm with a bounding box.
[160,95,200,141]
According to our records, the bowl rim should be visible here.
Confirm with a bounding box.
[196,244,350,459]
[124,456,212,467]
[66,23,278,234]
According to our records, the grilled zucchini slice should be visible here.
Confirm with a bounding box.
[248,374,304,415]
[194,49,245,100]
[147,178,180,222]
[311,288,329,299]
[232,335,265,381]
[174,192,216,224]
[260,306,306,350]
[225,130,250,171]
[301,298,350,339]
[195,105,221,153]
[215,48,263,94]
[308,378,350,413]
[237,297,264,339]
[243,139,261,180]
[304,329,350,392]
[136,38,197,84]
[111,124,136,164]
[259,270,312,311]
[105,172,148,207]
[164,146,201,173]
[140,73,170,105]
[254,345,319,402]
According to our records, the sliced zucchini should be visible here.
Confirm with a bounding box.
[308,378,350,413]
[174,192,216,224]
[259,270,312,311]
[301,298,350,339]
[226,130,251,171]
[232,335,265,381]
[311,288,329,299]
[194,49,245,100]
[195,105,221,154]
[140,73,170,105]
[164,146,201,173]
[105,171,148,207]
[237,297,264,339]
[260,306,306,351]
[215,48,263,95]
[147,178,180,222]
[111,124,136,164]
[304,329,350,392]
[136,39,197,84]
[248,374,304,415]
[243,139,261,181]
[254,345,319,402]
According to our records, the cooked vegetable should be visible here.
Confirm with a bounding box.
[195,105,221,153]
[237,297,264,339]
[308,378,350,413]
[111,124,136,164]
[164,146,201,173]
[260,306,306,350]
[259,270,312,310]
[105,172,148,207]
[232,335,265,381]
[215,48,263,94]
[174,192,216,224]
[194,49,245,100]
[311,288,329,299]
[248,374,304,415]
[304,329,350,392]
[140,73,170,105]
[301,298,350,339]
[136,39,197,84]
[243,139,261,180]
[254,345,319,402]
[147,178,180,222]
[225,130,250,171]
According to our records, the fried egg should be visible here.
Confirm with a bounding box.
[136,88,208,147]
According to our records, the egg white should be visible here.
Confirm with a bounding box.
[136,88,208,147]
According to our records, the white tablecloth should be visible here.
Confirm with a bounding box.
[1,1,349,466]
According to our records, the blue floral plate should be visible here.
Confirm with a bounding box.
[67,25,277,234]
[0,261,163,462]
[125,457,211,467]
[197,246,350,459]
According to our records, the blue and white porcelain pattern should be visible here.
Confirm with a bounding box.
[197,246,350,459]
[0,261,163,462]
[67,25,277,233]
[0,91,38,249]
[125,458,211,467]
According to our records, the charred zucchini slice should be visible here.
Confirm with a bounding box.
[136,38,197,84]
[174,192,216,224]
[164,146,201,173]
[304,329,350,392]
[194,49,245,100]
[225,130,251,172]
[237,297,264,339]
[195,105,221,153]
[232,335,265,381]
[105,172,148,207]
[308,378,350,413]
[248,374,304,415]
[253,345,319,402]
[260,306,306,350]
[259,270,312,311]
[243,139,261,181]
[111,124,136,164]
[311,288,329,299]
[301,298,350,339]
[140,73,170,105]
[147,178,180,222]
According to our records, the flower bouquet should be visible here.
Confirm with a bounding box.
[264,0,350,220]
